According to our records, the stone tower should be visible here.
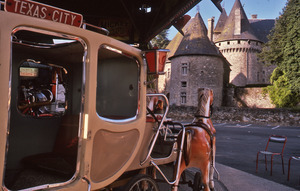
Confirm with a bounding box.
[213,0,275,86]
[167,12,230,107]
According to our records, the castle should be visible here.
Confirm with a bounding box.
[159,0,276,108]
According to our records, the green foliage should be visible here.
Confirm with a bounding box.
[150,29,170,49]
[266,68,300,107]
[259,0,300,108]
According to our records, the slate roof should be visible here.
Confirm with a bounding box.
[170,12,221,59]
[214,8,228,33]
[166,32,184,59]
[214,0,260,42]
[249,19,275,43]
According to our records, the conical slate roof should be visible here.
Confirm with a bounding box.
[171,12,220,58]
[166,32,184,59]
[214,8,228,33]
[214,0,260,42]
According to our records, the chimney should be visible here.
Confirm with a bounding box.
[251,14,258,19]
[234,8,241,35]
[207,17,215,41]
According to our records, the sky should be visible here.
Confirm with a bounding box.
[167,0,288,40]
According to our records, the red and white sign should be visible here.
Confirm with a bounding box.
[5,0,83,27]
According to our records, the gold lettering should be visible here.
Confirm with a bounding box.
[63,12,70,24]
[13,0,21,12]
[52,10,59,21]
[32,5,39,17]
[70,14,76,25]
[19,1,27,14]
[40,7,47,19]
[59,12,63,22]
[26,3,34,16]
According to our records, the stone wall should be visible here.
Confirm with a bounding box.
[224,87,275,108]
[169,55,226,107]
[167,106,300,127]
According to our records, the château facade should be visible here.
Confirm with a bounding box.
[159,0,276,108]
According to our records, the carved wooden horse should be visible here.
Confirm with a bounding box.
[173,88,216,191]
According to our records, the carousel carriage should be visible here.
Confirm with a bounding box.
[0,0,220,190]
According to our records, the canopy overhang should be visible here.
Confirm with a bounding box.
[26,0,223,44]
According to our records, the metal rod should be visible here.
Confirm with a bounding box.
[82,22,109,35]
[140,93,169,165]
[150,124,186,185]
[82,177,91,191]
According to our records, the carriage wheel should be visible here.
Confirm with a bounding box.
[193,172,203,191]
[123,174,159,191]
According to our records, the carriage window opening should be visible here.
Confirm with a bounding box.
[12,29,85,118]
[6,28,85,190]
[96,45,139,121]
[181,81,187,87]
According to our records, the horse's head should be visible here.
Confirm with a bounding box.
[195,88,213,118]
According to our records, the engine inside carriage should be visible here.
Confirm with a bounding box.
[4,29,85,190]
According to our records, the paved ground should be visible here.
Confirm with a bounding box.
[157,162,298,191]
[214,123,300,190]
[156,122,300,191]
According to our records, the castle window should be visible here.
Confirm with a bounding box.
[180,92,187,104]
[248,40,251,44]
[227,41,230,45]
[237,40,240,44]
[219,43,221,46]
[181,81,187,87]
[181,63,188,75]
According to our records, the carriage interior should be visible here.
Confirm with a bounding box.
[4,29,85,190]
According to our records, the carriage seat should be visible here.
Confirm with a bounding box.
[22,115,79,176]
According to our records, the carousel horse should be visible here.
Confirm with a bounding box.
[173,88,216,191]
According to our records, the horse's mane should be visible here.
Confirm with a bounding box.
[196,88,212,118]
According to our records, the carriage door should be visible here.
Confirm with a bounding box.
[86,44,145,187]
[4,27,86,190]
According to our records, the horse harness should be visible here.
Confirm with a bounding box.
[184,121,216,167]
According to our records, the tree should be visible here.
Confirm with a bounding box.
[259,0,300,108]
[150,29,170,49]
